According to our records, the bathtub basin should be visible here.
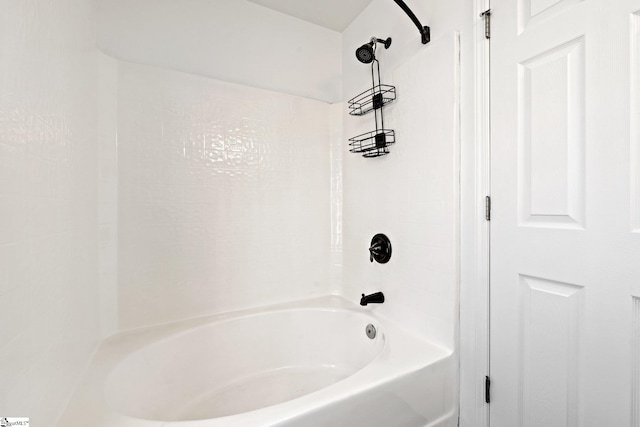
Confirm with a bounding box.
[59,296,456,427]
[106,308,385,421]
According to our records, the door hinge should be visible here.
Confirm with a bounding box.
[480,9,491,39]
[485,196,491,221]
[485,375,491,403]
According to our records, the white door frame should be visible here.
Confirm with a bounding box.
[459,0,491,425]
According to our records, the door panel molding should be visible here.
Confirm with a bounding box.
[631,11,640,233]
[517,37,585,229]
[518,0,583,34]
[632,296,640,426]
[519,275,584,427]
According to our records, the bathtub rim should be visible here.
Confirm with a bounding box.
[59,294,455,427]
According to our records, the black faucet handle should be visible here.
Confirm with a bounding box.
[369,244,381,262]
[369,234,392,264]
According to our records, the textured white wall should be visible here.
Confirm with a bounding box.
[116,61,332,330]
[341,1,479,424]
[0,0,476,422]
[96,0,342,103]
[341,0,465,349]
[0,0,105,424]
[341,34,460,349]
[329,103,344,294]
[97,54,119,339]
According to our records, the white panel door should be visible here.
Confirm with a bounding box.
[490,0,640,426]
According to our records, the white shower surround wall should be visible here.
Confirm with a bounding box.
[0,0,105,424]
[117,61,332,330]
[101,0,473,422]
[0,0,471,424]
[340,0,463,417]
[342,30,460,348]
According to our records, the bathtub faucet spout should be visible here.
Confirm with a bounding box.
[360,292,385,306]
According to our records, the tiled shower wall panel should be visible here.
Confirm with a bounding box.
[0,0,102,424]
[117,62,332,330]
[341,30,460,348]
[329,103,344,293]
[97,54,118,339]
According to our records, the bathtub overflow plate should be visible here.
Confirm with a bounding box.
[365,324,377,339]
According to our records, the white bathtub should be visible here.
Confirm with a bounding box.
[59,296,457,427]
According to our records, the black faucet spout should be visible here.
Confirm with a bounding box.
[360,292,385,306]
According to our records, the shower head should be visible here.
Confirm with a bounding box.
[355,37,392,64]
[356,43,375,64]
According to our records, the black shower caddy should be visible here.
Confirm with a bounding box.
[348,0,430,158]
[348,58,396,158]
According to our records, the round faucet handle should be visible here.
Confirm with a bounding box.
[369,234,392,264]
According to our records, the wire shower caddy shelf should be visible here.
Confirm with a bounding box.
[347,57,396,158]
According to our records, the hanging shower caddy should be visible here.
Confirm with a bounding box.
[348,1,431,158]
[348,40,396,158]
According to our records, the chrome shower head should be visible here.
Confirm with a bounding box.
[355,37,392,64]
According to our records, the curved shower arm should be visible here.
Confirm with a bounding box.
[392,0,430,44]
